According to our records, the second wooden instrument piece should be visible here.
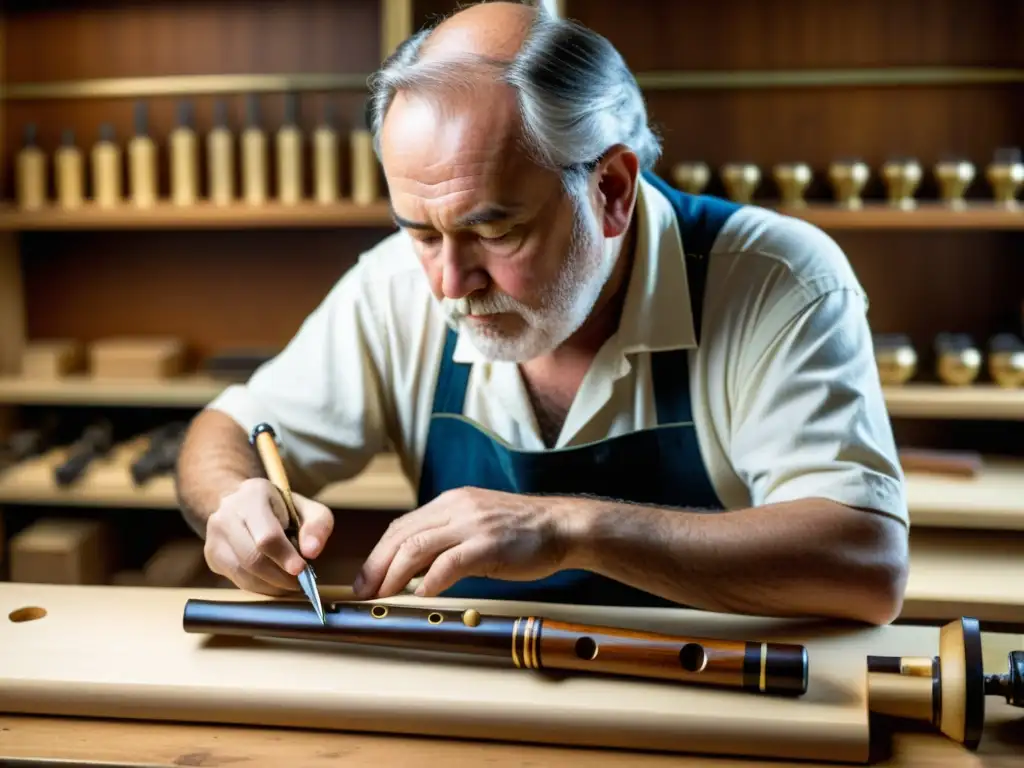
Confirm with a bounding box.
[867,617,1023,751]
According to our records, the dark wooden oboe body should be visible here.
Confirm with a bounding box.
[183,599,808,697]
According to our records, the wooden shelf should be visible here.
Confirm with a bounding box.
[778,202,1024,230]
[0,449,416,511]
[1,200,1022,232]
[904,459,1024,531]
[2,377,1020,422]
[883,384,1024,420]
[902,528,1024,625]
[1,440,1021,531]
[0,375,228,407]
[0,200,394,230]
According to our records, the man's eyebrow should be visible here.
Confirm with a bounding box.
[390,204,521,231]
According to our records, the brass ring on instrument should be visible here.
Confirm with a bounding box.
[511,618,522,668]
[759,643,768,692]
[524,617,537,669]
[427,611,444,624]
[370,605,389,619]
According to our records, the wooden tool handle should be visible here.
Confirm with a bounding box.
[250,422,300,531]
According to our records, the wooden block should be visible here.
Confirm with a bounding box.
[143,539,211,587]
[88,337,186,379]
[9,518,114,585]
[19,340,84,379]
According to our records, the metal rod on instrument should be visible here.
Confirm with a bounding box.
[182,598,809,696]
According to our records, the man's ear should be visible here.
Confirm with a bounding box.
[595,145,640,238]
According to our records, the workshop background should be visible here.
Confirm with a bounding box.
[0,0,1020,620]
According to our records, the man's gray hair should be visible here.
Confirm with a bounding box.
[365,3,662,192]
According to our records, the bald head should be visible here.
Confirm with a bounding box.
[418,1,536,62]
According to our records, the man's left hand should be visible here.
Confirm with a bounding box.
[352,487,583,599]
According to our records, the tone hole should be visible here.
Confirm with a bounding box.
[370,605,389,618]
[574,636,598,661]
[679,642,707,672]
[8,606,46,623]
[427,612,444,624]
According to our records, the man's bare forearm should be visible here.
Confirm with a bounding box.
[175,408,264,537]
[561,497,909,625]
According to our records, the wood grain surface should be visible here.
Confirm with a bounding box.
[0,582,963,764]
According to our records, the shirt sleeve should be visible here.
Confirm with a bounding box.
[727,286,908,527]
[205,257,393,498]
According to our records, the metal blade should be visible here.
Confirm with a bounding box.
[297,565,326,624]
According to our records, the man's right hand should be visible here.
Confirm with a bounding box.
[203,477,334,595]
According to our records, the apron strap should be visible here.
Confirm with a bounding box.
[645,172,741,425]
[430,327,470,415]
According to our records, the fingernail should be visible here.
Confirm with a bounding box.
[305,536,321,557]
[289,558,305,576]
[352,574,365,596]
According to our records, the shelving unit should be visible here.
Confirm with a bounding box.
[0,0,1020,624]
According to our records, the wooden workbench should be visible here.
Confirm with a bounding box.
[1,707,1022,767]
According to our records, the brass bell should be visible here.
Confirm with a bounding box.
[881,157,922,210]
[986,148,1024,208]
[773,162,813,208]
[873,334,917,386]
[935,333,982,386]
[721,162,760,203]
[828,159,870,209]
[988,333,1024,388]
[672,162,710,195]
[934,157,975,210]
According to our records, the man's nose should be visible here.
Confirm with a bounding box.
[440,240,488,299]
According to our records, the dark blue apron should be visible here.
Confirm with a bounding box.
[416,172,741,607]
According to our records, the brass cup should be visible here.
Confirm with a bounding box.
[985,151,1024,208]
[828,160,870,209]
[721,163,760,203]
[672,161,710,195]
[935,333,982,386]
[988,333,1024,388]
[874,334,918,386]
[773,162,813,208]
[881,158,922,210]
[935,159,975,210]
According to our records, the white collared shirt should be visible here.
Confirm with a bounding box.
[209,175,907,527]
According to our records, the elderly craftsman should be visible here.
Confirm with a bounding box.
[175,1,909,624]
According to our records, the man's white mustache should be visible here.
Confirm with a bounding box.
[442,293,524,318]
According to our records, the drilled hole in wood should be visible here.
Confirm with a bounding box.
[574,636,598,661]
[679,643,707,672]
[8,606,46,623]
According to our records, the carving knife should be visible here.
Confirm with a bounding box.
[250,422,326,625]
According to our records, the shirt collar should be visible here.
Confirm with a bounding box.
[451,173,696,364]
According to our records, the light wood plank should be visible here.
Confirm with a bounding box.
[0,199,394,230]
[884,385,1024,421]
[0,374,227,406]
[0,200,1022,233]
